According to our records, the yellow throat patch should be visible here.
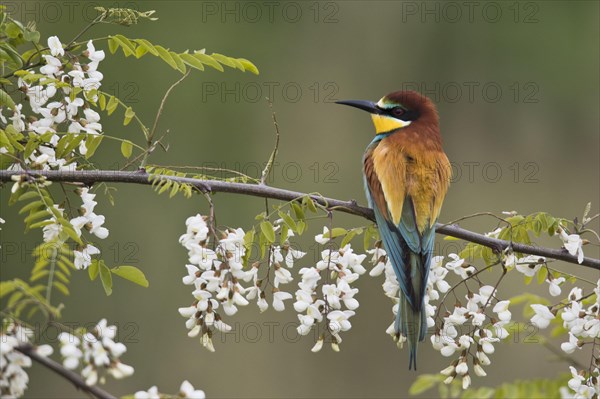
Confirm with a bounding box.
[370,114,411,134]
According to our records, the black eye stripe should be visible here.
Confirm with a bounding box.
[392,107,405,116]
[383,106,419,121]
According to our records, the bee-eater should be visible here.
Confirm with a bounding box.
[337,91,451,370]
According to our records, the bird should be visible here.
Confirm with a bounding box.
[336,91,451,370]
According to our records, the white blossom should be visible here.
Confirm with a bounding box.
[58,319,133,385]
[564,366,599,398]
[1,324,53,397]
[48,36,64,56]
[134,386,160,399]
[40,55,62,76]
[179,380,206,399]
[73,244,100,270]
[559,227,585,264]
[314,226,331,244]
[560,332,581,354]
[548,276,566,297]
[85,40,105,62]
[530,304,555,329]
[272,291,293,311]
[515,255,544,277]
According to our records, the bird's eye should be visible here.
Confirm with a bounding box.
[392,107,405,117]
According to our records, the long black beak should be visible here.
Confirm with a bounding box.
[335,100,381,114]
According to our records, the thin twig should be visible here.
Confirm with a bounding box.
[15,344,116,399]
[260,99,280,185]
[141,70,191,168]
[1,169,598,270]
[542,341,588,370]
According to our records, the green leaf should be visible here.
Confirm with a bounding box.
[537,266,548,284]
[5,22,23,38]
[23,210,51,225]
[99,261,113,295]
[279,224,289,246]
[56,259,72,276]
[106,96,119,115]
[135,45,147,58]
[108,37,119,54]
[62,224,83,245]
[0,43,23,68]
[291,202,304,221]
[237,58,259,75]
[28,219,55,230]
[111,265,149,287]
[0,89,16,110]
[296,220,306,235]
[302,196,317,213]
[120,140,133,158]
[211,53,236,68]
[169,51,186,73]
[54,270,70,284]
[364,227,373,251]
[111,34,136,57]
[16,190,40,202]
[23,30,40,44]
[89,260,99,281]
[54,135,71,158]
[0,281,17,298]
[278,211,297,231]
[481,246,494,265]
[260,221,276,243]
[326,227,348,239]
[23,136,40,159]
[157,181,171,194]
[341,229,362,247]
[154,45,178,69]
[0,130,15,153]
[62,134,86,157]
[134,39,159,56]
[169,182,180,198]
[52,281,70,296]
[409,374,442,395]
[39,131,55,143]
[85,135,103,159]
[193,52,224,72]
[19,200,44,215]
[123,107,135,126]
[98,93,106,110]
[8,291,23,309]
[179,52,205,71]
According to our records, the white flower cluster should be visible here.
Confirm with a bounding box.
[1,36,105,171]
[178,214,309,351]
[504,251,570,299]
[69,188,109,269]
[58,319,133,385]
[178,215,246,351]
[530,281,600,398]
[294,227,366,351]
[430,257,510,388]
[368,249,514,389]
[3,36,110,267]
[0,324,53,398]
[134,380,205,399]
[564,365,599,399]
[28,187,108,268]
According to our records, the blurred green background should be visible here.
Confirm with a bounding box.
[2,1,599,397]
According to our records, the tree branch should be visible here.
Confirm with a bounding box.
[1,169,598,270]
[15,344,116,399]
